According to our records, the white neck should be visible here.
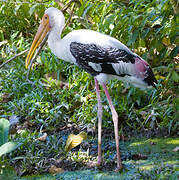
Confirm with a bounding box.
[47,25,75,64]
[47,26,66,60]
[48,26,62,51]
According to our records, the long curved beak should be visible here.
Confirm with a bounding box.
[25,14,50,69]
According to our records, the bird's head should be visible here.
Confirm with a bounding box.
[45,7,65,30]
[25,7,65,69]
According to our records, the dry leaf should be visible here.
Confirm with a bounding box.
[132,153,148,160]
[36,133,47,142]
[1,93,12,103]
[65,131,87,152]
[49,165,64,174]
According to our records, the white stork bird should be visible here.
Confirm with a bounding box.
[26,7,157,171]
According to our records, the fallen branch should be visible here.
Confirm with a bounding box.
[0,49,28,68]
[63,2,75,30]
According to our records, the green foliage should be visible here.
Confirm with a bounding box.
[0,142,19,157]
[0,118,19,156]
[0,118,9,146]
[0,0,47,40]
[0,164,17,180]
[6,137,179,179]
[0,0,178,178]
[0,0,178,135]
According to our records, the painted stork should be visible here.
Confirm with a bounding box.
[25,7,157,171]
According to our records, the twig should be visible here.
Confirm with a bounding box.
[61,0,76,13]
[54,0,92,28]
[0,49,29,68]
[63,2,75,30]
[54,0,75,14]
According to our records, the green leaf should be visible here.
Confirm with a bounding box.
[0,142,19,156]
[82,4,93,17]
[171,71,179,82]
[170,46,179,58]
[142,28,150,38]
[0,118,10,146]
[78,2,87,17]
[128,29,139,46]
[14,4,21,15]
[29,4,38,16]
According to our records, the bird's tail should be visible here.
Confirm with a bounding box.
[135,57,157,88]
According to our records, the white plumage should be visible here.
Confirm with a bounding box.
[26,7,157,171]
[44,8,156,89]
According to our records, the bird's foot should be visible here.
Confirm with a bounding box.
[115,165,123,172]
[87,158,103,168]
[87,161,102,168]
[97,159,102,166]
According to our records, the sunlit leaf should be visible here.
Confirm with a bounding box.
[65,132,87,152]
[0,142,19,156]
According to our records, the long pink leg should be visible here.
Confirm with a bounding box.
[94,78,102,165]
[102,83,122,170]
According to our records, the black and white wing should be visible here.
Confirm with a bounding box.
[70,42,157,88]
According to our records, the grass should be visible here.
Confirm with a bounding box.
[0,136,178,179]
[0,5,178,178]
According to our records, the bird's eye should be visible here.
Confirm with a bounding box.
[43,13,49,21]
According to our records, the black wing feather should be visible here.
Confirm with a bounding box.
[70,42,135,76]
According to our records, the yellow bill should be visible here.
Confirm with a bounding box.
[25,14,50,69]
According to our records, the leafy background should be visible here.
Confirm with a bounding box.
[0,0,178,179]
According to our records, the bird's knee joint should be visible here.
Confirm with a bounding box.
[112,111,118,120]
